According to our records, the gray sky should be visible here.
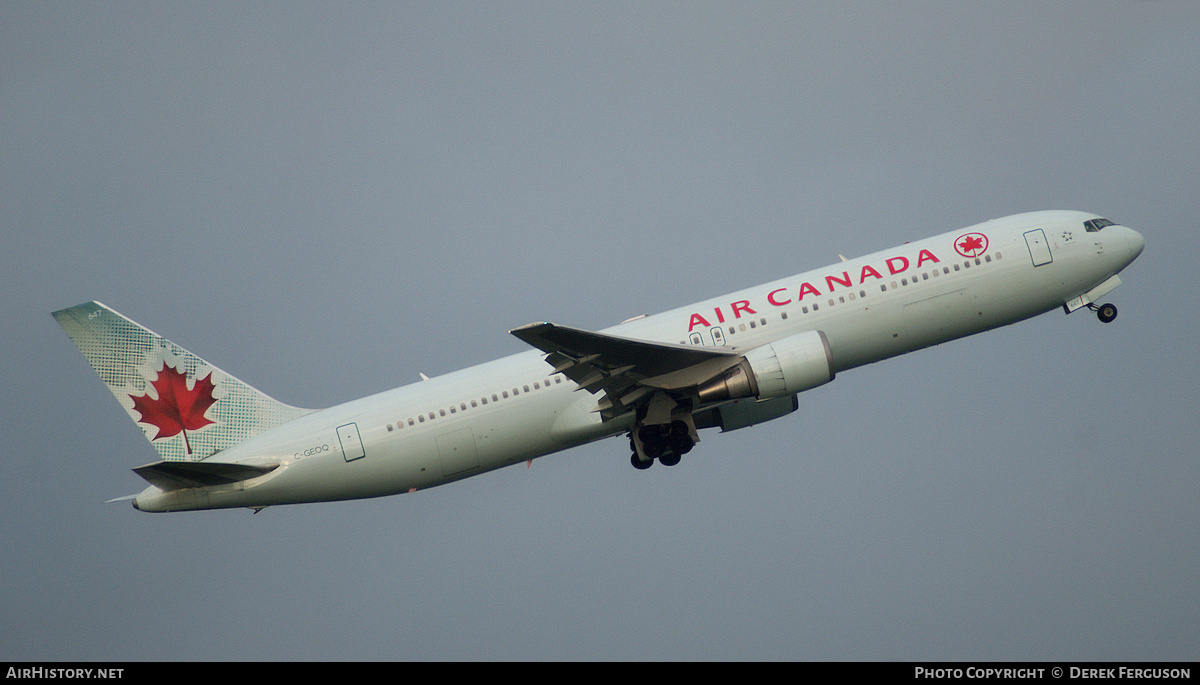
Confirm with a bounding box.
[2,2,1197,661]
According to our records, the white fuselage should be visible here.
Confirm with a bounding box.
[133,211,1144,512]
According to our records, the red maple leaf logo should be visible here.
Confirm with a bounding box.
[955,232,988,257]
[129,362,218,455]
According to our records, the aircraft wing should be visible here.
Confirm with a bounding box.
[510,322,744,419]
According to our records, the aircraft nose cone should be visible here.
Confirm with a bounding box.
[1127,227,1145,260]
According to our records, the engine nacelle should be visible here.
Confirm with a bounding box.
[697,330,835,404]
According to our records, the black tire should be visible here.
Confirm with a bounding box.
[643,439,666,460]
[669,434,694,456]
[1097,303,1118,323]
[631,452,652,470]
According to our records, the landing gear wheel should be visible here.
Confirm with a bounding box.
[631,452,652,470]
[1096,302,1118,323]
[658,451,681,467]
[638,424,668,459]
[643,439,666,460]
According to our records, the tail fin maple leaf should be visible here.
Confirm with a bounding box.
[129,363,218,455]
[53,301,312,463]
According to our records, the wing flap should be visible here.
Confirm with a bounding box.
[511,322,736,376]
[510,322,743,419]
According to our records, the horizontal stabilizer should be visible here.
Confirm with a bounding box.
[133,460,278,490]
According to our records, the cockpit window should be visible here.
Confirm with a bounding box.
[1084,218,1116,232]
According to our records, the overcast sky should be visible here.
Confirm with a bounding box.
[2,2,1198,661]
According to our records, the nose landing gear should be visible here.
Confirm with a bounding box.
[1090,302,1118,323]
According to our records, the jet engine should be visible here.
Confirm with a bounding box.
[696,330,835,404]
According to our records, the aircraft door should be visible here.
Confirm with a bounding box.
[1024,229,1053,267]
[337,422,366,462]
[437,427,480,476]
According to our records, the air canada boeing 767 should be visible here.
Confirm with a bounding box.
[54,210,1144,512]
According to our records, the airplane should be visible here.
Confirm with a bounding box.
[53,210,1144,513]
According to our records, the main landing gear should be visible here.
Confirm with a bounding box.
[1090,302,1118,323]
[628,391,700,470]
[629,421,695,470]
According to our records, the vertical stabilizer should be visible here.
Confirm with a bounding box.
[53,301,311,462]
